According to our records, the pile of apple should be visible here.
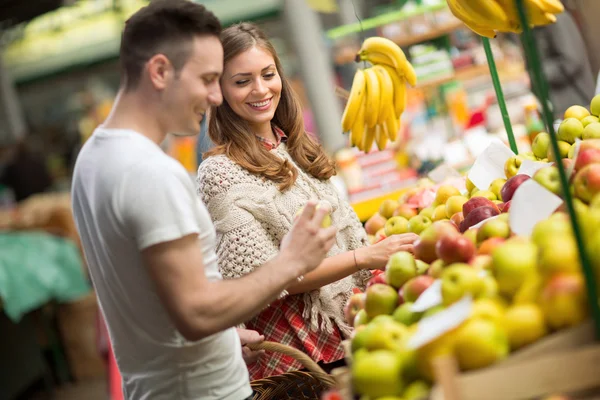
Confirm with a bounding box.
[344,96,600,400]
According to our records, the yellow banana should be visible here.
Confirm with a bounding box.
[380,64,406,118]
[461,0,510,29]
[375,124,388,151]
[464,20,498,38]
[403,62,417,87]
[525,0,558,26]
[372,65,394,123]
[358,37,408,71]
[363,68,381,128]
[362,124,376,153]
[538,0,564,14]
[350,97,366,150]
[447,0,498,37]
[341,69,366,132]
[383,108,399,142]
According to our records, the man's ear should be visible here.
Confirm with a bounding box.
[146,54,172,90]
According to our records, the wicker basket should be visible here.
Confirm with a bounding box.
[248,341,337,400]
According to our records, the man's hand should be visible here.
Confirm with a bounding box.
[236,328,265,365]
[279,201,337,276]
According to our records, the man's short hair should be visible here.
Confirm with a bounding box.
[120,0,221,90]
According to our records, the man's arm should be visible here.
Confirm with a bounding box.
[142,202,336,341]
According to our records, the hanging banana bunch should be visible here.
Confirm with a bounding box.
[446,0,564,38]
[341,37,414,153]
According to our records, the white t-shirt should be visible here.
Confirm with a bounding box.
[71,128,252,400]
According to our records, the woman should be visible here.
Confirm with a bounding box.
[197,22,417,380]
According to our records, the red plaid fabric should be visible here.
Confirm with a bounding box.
[245,294,346,380]
[255,126,287,150]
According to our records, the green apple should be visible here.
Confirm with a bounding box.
[479,275,499,299]
[352,350,405,398]
[360,318,410,352]
[547,140,572,162]
[471,190,496,201]
[476,218,510,244]
[392,302,422,326]
[532,132,551,159]
[385,251,418,289]
[416,259,430,275]
[582,116,600,128]
[408,215,432,235]
[422,304,445,318]
[380,199,400,219]
[441,263,484,305]
[403,380,431,400]
[454,318,509,370]
[591,94,600,117]
[531,213,572,247]
[472,298,505,325]
[427,259,445,278]
[365,283,399,318]
[445,195,468,219]
[385,216,410,236]
[431,204,449,221]
[557,118,584,144]
[532,166,561,195]
[488,178,507,200]
[582,122,600,140]
[419,206,435,220]
[491,238,538,297]
[538,236,581,276]
[354,309,370,328]
[463,228,478,246]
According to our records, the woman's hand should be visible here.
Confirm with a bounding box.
[356,233,419,270]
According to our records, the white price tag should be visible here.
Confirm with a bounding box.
[467,140,515,191]
[509,180,563,237]
[517,159,554,177]
[411,280,443,313]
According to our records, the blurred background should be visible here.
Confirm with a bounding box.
[0,0,598,399]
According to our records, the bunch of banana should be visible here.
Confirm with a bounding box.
[446,0,564,38]
[341,37,416,153]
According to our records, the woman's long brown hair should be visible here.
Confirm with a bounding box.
[205,22,336,191]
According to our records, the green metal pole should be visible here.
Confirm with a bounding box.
[515,0,600,338]
[482,37,519,154]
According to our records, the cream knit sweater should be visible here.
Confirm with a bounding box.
[196,143,371,337]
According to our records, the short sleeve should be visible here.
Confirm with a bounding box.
[118,163,201,250]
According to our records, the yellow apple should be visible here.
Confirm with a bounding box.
[488,178,507,200]
[454,318,509,371]
[445,195,468,219]
[492,238,538,298]
[537,237,581,276]
[419,206,435,220]
[564,105,590,121]
[380,199,400,219]
[466,178,476,193]
[434,185,461,206]
[352,350,405,398]
[504,304,548,350]
[431,204,449,222]
[471,298,505,325]
[539,273,589,330]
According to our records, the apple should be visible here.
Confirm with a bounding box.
[362,317,410,352]
[466,178,476,193]
[559,158,574,172]
[591,94,600,116]
[472,298,505,325]
[418,206,435,220]
[445,195,468,219]
[477,237,506,256]
[427,259,445,278]
[295,204,332,228]
[557,118,584,144]
[488,178,507,200]
[450,211,464,227]
[476,218,510,243]
[431,204,449,222]
[537,236,581,276]
[492,238,538,297]
[582,115,600,128]
[375,228,387,243]
[582,121,600,140]
[462,196,499,218]
[579,138,600,152]
[574,163,600,202]
[352,350,405,398]
[531,212,572,247]
[414,221,458,263]
[471,190,496,201]
[500,174,530,202]
[354,308,369,327]
[365,213,387,235]
[539,273,588,330]
[344,292,366,325]
[521,151,537,161]
[564,105,590,120]
[365,283,399,318]
[504,155,524,178]
[532,132,551,159]
[416,329,456,381]
[574,148,600,172]
[407,215,432,235]
[392,302,422,326]
[434,184,461,206]
[470,254,493,270]
[393,203,417,219]
[441,263,484,305]
[499,200,511,213]
[366,272,387,288]
[548,140,572,162]
[402,275,435,303]
[379,199,399,219]
[403,381,430,400]
[533,166,562,195]
[504,304,547,350]
[385,251,418,289]
[479,275,499,299]
[463,227,478,245]
[415,259,429,275]
[459,206,500,232]
[454,318,509,371]
[384,216,410,236]
[436,233,476,264]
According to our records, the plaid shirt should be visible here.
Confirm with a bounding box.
[245,126,345,380]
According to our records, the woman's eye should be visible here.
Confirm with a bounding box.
[264,73,276,79]
[235,80,249,85]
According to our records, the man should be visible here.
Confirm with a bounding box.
[70,2,336,399]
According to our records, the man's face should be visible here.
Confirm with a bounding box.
[163,35,223,137]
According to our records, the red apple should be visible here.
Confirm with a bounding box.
[574,149,600,172]
[435,233,476,264]
[477,237,506,255]
[463,197,499,218]
[401,275,435,303]
[469,254,493,270]
[573,164,600,202]
[366,273,387,288]
[560,158,574,172]
[393,203,418,219]
[344,292,366,325]
[459,206,500,232]
[414,221,459,263]
[500,174,531,203]
[365,213,387,235]
[579,138,600,152]
[450,211,464,227]
[500,201,512,213]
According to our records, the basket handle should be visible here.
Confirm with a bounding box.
[247,341,337,387]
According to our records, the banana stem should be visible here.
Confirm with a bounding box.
[515,0,600,339]
[482,37,518,155]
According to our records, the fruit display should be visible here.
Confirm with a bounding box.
[446,0,564,38]
[344,95,600,399]
[341,37,416,152]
